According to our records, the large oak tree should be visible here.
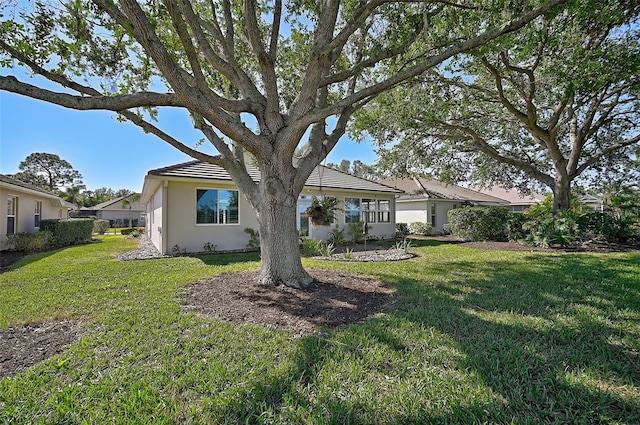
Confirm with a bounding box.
[355,1,640,211]
[1,0,566,287]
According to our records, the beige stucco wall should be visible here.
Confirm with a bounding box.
[1,187,69,250]
[145,178,398,254]
[163,180,259,253]
[147,184,164,253]
[301,188,397,242]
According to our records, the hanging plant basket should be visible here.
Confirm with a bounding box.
[305,196,340,226]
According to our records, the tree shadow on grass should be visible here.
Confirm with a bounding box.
[373,253,640,423]
[209,252,639,423]
[0,249,60,274]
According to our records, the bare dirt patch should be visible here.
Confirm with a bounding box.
[0,320,83,380]
[181,269,395,336]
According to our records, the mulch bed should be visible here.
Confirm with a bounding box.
[182,269,395,336]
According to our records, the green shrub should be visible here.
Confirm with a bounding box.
[447,206,510,241]
[120,228,137,235]
[520,199,583,247]
[93,219,110,235]
[328,228,347,246]
[577,211,640,244]
[395,223,410,240]
[39,219,94,247]
[408,222,432,235]
[302,238,322,256]
[6,231,52,252]
[348,221,366,244]
[244,227,260,250]
[506,213,529,242]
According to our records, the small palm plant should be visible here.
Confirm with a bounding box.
[121,193,141,228]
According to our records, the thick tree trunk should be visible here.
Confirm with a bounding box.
[552,175,572,212]
[255,180,313,289]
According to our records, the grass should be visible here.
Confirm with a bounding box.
[1,236,638,424]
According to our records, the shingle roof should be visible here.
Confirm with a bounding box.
[81,194,142,211]
[147,161,402,194]
[471,186,547,205]
[0,174,60,197]
[379,177,508,204]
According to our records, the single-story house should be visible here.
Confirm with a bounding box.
[75,194,146,227]
[472,186,547,213]
[379,177,508,234]
[0,174,72,250]
[141,161,402,254]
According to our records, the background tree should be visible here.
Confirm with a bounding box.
[62,183,87,210]
[355,1,640,211]
[0,0,566,287]
[14,152,83,193]
[326,159,381,180]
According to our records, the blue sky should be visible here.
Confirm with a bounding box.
[0,80,377,193]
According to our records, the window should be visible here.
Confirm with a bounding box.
[377,200,390,223]
[344,197,361,223]
[344,197,391,224]
[362,199,377,223]
[196,189,239,224]
[34,201,42,228]
[7,196,16,235]
[430,203,436,227]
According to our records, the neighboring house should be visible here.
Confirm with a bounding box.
[472,186,547,213]
[379,177,508,234]
[141,161,402,254]
[578,194,604,212]
[76,194,146,227]
[0,174,72,250]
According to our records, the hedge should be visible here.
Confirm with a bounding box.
[93,219,110,235]
[39,218,95,247]
[447,206,510,241]
[6,231,52,252]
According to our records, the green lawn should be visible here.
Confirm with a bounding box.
[1,236,638,424]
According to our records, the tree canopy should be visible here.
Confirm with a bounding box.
[354,0,640,211]
[15,152,83,192]
[1,0,568,287]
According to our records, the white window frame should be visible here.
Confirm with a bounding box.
[344,197,390,224]
[195,188,240,225]
[7,195,17,235]
[34,200,42,228]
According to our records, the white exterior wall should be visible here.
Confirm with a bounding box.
[396,199,459,234]
[1,188,68,250]
[396,201,429,224]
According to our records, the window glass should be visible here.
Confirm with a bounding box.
[377,200,390,223]
[7,196,16,235]
[196,189,239,224]
[344,197,361,223]
[362,198,376,223]
[34,201,42,227]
